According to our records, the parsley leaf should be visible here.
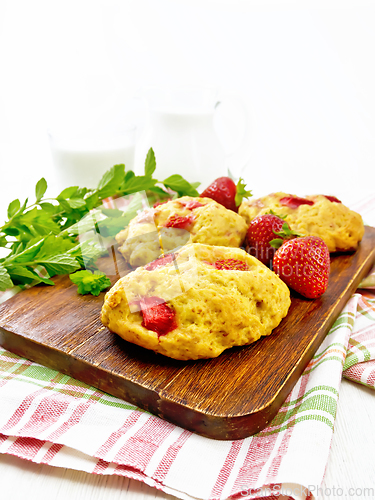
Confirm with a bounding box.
[6,264,55,286]
[7,199,21,219]
[144,148,156,177]
[38,254,81,276]
[69,270,111,296]
[120,175,157,194]
[67,240,105,268]
[162,174,200,197]
[35,177,47,201]
[97,164,125,199]
[0,264,14,292]
[5,238,45,264]
[57,186,80,199]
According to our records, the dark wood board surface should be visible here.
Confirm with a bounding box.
[1,226,375,440]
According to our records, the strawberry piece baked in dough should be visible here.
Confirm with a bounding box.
[115,196,248,268]
[239,192,364,253]
[101,243,290,360]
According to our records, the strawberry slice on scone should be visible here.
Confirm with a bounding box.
[214,258,249,271]
[144,253,176,271]
[165,214,195,229]
[139,296,178,337]
[279,196,314,209]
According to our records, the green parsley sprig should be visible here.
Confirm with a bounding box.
[69,270,112,296]
[0,148,200,295]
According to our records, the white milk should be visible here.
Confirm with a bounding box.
[51,144,135,189]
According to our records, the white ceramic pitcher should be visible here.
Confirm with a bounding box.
[134,86,251,191]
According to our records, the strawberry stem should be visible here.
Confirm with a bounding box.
[269,238,284,249]
[234,178,252,207]
[269,223,301,248]
[265,209,287,220]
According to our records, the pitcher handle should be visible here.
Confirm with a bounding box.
[214,91,254,180]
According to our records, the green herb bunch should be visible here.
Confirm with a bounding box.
[0,149,200,295]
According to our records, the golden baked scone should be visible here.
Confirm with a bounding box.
[239,192,364,253]
[115,196,248,267]
[101,243,291,360]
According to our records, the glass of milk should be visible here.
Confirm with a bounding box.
[49,119,136,190]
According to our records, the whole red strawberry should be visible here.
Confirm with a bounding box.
[246,214,287,266]
[200,177,252,212]
[273,236,330,299]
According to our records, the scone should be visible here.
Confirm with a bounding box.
[239,192,364,253]
[115,196,248,267]
[101,243,291,360]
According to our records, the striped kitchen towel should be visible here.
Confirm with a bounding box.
[342,290,375,390]
[341,193,375,391]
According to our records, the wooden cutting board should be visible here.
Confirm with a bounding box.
[1,226,375,440]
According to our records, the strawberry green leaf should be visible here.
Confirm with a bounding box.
[273,222,301,239]
[270,222,301,249]
[265,209,287,220]
[234,178,252,207]
[269,238,284,249]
